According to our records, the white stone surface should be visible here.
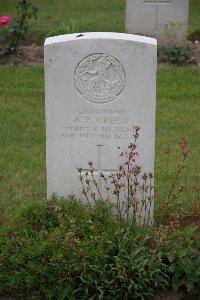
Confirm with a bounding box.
[125,0,189,45]
[44,32,157,212]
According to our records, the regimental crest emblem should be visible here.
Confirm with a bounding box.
[74,53,126,104]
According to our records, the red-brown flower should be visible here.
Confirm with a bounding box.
[192,204,198,209]
[195,221,200,230]
[179,138,189,157]
[193,185,200,192]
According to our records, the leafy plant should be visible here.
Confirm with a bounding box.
[168,225,200,296]
[0,198,115,298]
[0,198,169,299]
[74,229,169,300]
[0,0,38,54]
[151,223,200,298]
[160,45,191,64]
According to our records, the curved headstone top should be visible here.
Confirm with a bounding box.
[45,32,157,46]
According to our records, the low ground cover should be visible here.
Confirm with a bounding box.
[0,198,199,299]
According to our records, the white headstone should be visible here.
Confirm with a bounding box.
[125,0,189,46]
[44,32,157,222]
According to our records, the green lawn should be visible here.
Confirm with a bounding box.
[0,66,200,213]
[155,67,200,213]
[0,0,199,36]
[189,0,200,35]
[0,67,46,212]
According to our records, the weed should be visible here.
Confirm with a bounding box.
[78,126,154,227]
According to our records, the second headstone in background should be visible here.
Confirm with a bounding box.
[125,0,189,46]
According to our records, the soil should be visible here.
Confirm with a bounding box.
[0,35,200,67]
[0,43,43,66]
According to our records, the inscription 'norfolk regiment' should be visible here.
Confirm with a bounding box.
[45,32,156,224]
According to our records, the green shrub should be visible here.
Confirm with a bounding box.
[0,198,168,299]
[151,224,200,298]
[168,225,200,296]
[0,198,111,297]
[160,45,191,64]
[74,229,169,300]
[1,197,199,299]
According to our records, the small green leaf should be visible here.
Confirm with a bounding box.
[178,248,188,257]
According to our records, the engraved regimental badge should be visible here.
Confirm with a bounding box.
[74,53,126,104]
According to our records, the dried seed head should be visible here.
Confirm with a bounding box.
[142,172,148,180]
[54,206,61,212]
[148,172,153,179]
[87,219,93,225]
[82,189,87,196]
[88,161,93,167]
[69,219,75,225]
[85,179,90,185]
[91,192,95,199]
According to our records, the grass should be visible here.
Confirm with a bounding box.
[0,66,200,214]
[0,0,125,36]
[188,0,200,36]
[0,66,46,213]
[0,0,199,36]
[155,67,200,213]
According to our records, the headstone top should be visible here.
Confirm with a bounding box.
[45,32,157,46]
